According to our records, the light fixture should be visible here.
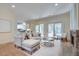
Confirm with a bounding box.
[11,5,15,8]
[23,22,26,25]
[27,29,30,31]
[55,3,58,6]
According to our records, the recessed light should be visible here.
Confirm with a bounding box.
[55,3,58,6]
[11,5,15,8]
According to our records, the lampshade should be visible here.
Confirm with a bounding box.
[27,29,30,31]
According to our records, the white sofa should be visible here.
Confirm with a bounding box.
[32,37,41,40]
[14,34,40,54]
[21,39,40,54]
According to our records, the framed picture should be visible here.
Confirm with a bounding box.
[0,19,11,32]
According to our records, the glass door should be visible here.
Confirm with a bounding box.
[35,24,44,37]
[40,24,44,37]
[54,23,62,37]
[48,24,54,37]
[48,23,62,38]
[35,25,40,33]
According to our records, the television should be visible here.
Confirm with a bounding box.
[17,23,26,32]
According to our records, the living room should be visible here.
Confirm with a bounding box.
[0,3,79,56]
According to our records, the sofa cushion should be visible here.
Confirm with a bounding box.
[22,39,40,48]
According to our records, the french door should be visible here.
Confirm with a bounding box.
[48,23,62,37]
[54,23,62,37]
[48,24,54,37]
[35,24,44,37]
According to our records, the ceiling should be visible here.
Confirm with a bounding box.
[0,3,73,21]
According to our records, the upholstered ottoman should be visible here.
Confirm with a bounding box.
[21,39,40,54]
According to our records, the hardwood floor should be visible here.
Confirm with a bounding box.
[33,40,75,56]
[0,43,27,56]
[0,40,76,56]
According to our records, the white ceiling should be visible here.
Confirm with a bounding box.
[0,3,73,21]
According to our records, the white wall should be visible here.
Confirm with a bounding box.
[27,12,70,39]
[70,4,77,30]
[0,5,16,44]
[75,4,79,29]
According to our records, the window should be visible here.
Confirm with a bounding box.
[17,22,26,32]
[55,23,62,37]
[40,24,44,37]
[35,24,44,37]
[48,24,54,37]
[35,25,40,33]
[48,23,62,37]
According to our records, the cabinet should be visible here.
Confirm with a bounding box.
[75,30,79,55]
[70,30,79,55]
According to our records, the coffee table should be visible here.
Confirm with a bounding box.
[40,37,54,47]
